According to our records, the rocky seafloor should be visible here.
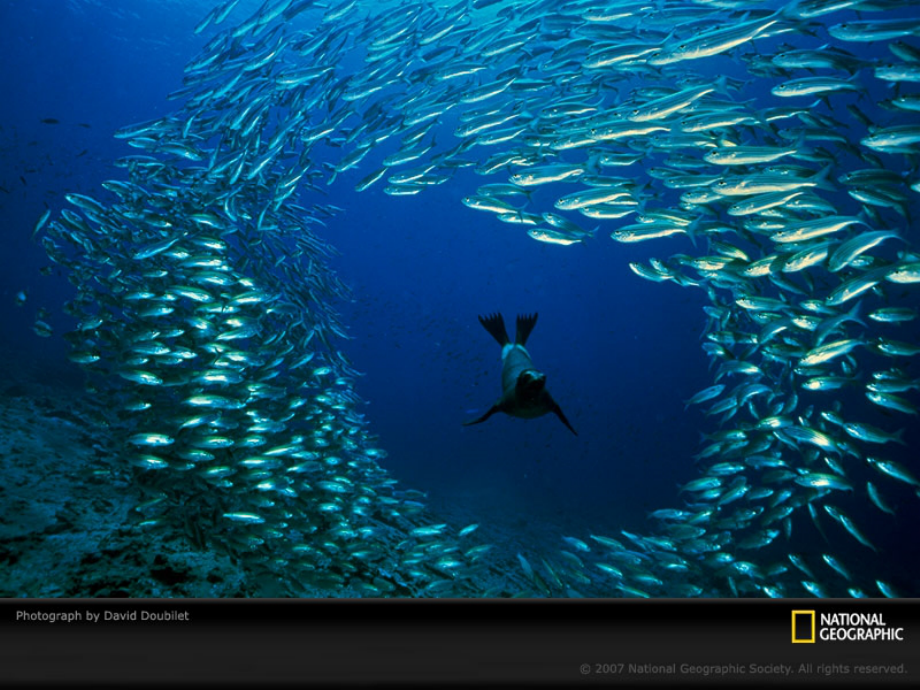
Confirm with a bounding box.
[0,372,544,598]
[0,377,260,598]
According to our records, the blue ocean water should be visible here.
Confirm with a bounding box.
[0,0,918,598]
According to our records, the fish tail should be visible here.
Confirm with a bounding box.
[515,312,538,346]
[585,152,602,176]
[478,313,510,346]
[813,163,835,191]
[686,217,700,249]
[846,301,865,329]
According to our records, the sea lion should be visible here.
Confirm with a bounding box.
[464,312,577,435]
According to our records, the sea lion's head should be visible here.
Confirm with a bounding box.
[516,369,546,401]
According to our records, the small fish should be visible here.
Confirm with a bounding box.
[838,513,878,552]
[128,432,174,447]
[794,473,852,492]
[222,513,266,524]
[876,580,900,598]
[788,554,815,579]
[32,209,51,239]
[562,536,590,553]
[32,319,53,338]
[684,384,725,408]
[458,524,479,538]
[410,524,447,538]
[866,391,918,415]
[822,554,852,581]
[843,422,906,445]
[866,482,896,516]
[681,477,722,493]
[517,553,535,582]
[867,457,920,487]
[802,581,830,598]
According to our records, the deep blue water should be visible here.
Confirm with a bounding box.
[1,0,918,597]
[0,0,709,534]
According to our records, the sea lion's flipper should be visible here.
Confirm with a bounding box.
[551,401,577,436]
[478,313,509,346]
[463,404,500,427]
[515,312,538,346]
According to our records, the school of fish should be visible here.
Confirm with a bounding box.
[30,0,919,597]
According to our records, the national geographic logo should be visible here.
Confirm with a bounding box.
[792,611,815,644]
[792,610,905,643]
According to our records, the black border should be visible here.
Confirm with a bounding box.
[1,599,917,687]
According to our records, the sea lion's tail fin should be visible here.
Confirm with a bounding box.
[478,313,510,346]
[552,401,577,436]
[515,312,538,346]
[463,404,500,427]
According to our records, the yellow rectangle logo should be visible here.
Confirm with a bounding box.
[792,610,815,643]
